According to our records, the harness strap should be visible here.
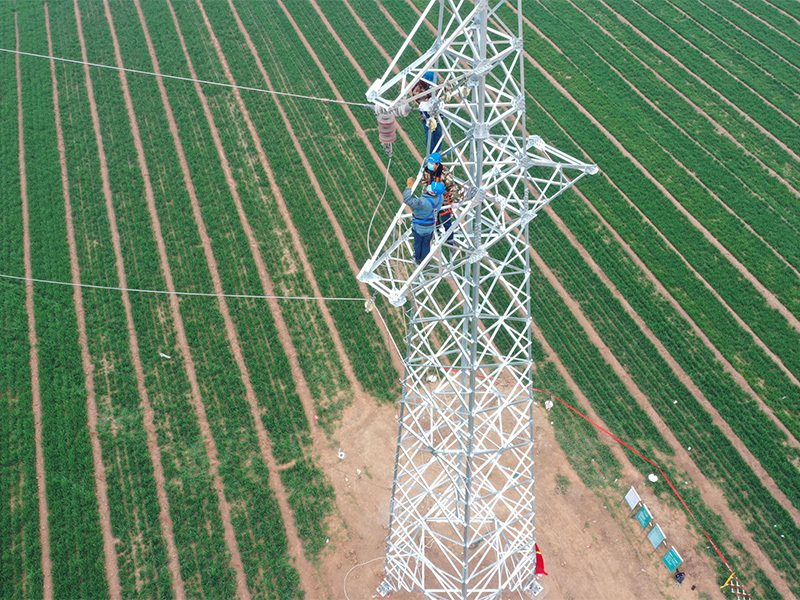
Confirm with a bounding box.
[413,195,439,226]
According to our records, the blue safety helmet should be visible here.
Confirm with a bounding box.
[422,71,437,84]
[428,152,442,163]
[425,182,446,196]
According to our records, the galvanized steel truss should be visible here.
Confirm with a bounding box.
[359,1,596,598]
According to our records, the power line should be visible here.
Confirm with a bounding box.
[0,273,363,302]
[0,47,373,109]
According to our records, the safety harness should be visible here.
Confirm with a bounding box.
[413,195,440,228]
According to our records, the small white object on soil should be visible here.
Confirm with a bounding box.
[648,474,658,482]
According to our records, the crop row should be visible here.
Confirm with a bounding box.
[508,1,800,424]
[610,0,800,156]
[0,7,43,599]
[506,3,800,390]
[46,0,331,593]
[583,0,800,240]
[12,4,115,598]
[48,0,235,593]
[634,0,800,138]
[693,0,800,66]
[83,0,331,587]
[383,0,800,438]
[167,0,403,405]
[549,0,800,271]
[117,0,340,567]
[517,1,800,333]
[615,3,800,152]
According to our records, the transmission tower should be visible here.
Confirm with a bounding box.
[359,1,596,598]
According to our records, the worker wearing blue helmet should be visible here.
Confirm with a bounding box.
[403,177,445,265]
[410,71,443,153]
[425,152,462,249]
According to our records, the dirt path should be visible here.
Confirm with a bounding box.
[600,0,800,161]
[16,15,53,600]
[528,244,794,598]
[201,0,368,410]
[517,4,800,340]
[44,6,121,599]
[78,1,252,598]
[718,0,800,47]
[564,0,800,233]
[151,0,322,595]
[545,206,800,526]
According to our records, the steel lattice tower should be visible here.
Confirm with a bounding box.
[359,1,596,598]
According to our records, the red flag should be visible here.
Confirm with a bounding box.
[535,543,548,576]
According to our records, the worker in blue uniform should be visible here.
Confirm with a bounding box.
[404,178,445,265]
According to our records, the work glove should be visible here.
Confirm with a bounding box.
[427,117,438,131]
[406,177,415,188]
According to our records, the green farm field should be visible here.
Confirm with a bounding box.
[1,0,798,598]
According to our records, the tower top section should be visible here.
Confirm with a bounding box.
[359,0,597,306]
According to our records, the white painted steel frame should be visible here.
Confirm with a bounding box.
[358,1,596,598]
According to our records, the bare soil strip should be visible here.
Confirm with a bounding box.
[203,0,367,406]
[632,0,800,130]
[16,15,53,600]
[44,6,121,599]
[722,0,800,46]
[145,0,315,593]
[567,0,800,208]
[78,0,251,597]
[598,0,800,160]
[545,206,800,527]
[758,0,800,28]
[359,3,795,592]
[528,245,794,597]
[518,5,800,339]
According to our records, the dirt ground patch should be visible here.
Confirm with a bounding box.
[315,395,720,600]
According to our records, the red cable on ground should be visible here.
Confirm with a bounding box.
[533,388,733,572]
[531,388,657,467]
